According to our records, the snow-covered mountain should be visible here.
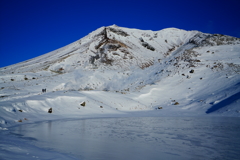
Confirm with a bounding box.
[1,25,240,127]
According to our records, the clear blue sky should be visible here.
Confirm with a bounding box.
[0,0,240,68]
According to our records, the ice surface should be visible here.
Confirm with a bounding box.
[2,116,240,160]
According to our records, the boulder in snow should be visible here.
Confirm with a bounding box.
[174,102,179,105]
[48,108,52,113]
[189,69,194,73]
[80,102,86,107]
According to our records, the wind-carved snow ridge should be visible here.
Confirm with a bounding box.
[1,25,240,128]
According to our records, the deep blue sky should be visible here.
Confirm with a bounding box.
[0,0,240,68]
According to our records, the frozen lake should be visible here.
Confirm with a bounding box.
[5,116,240,160]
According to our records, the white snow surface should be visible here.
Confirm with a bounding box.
[0,25,240,129]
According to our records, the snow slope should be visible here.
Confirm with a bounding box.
[1,25,240,128]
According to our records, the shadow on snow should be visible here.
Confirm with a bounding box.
[206,91,240,114]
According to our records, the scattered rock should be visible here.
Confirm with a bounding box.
[100,106,103,108]
[80,102,86,106]
[189,69,194,73]
[174,102,179,105]
[48,108,52,113]
[141,42,155,51]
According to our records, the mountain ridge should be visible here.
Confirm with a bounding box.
[0,26,199,72]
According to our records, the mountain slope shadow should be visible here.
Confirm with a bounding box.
[206,91,240,114]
